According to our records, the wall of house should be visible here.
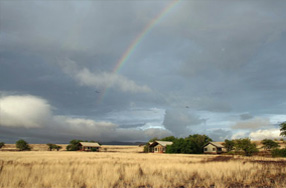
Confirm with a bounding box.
[154,145,165,153]
[204,144,217,154]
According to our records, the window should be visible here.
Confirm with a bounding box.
[204,148,208,151]
[213,148,215,151]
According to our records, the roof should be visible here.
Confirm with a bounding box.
[204,142,224,148]
[79,142,101,147]
[154,141,173,147]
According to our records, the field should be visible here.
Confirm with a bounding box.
[1,145,286,188]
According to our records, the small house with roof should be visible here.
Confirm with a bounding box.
[148,141,173,153]
[203,142,226,154]
[79,142,101,151]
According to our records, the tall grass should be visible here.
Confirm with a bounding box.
[1,151,286,187]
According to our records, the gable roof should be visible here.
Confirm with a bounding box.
[79,142,101,147]
[149,140,173,147]
[204,142,224,148]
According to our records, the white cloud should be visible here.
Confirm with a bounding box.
[231,131,248,139]
[59,58,152,94]
[249,129,282,140]
[0,95,52,128]
[0,94,169,142]
[76,68,152,93]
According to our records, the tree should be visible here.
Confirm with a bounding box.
[261,139,280,150]
[54,145,62,151]
[47,143,62,151]
[223,139,235,152]
[280,122,286,137]
[66,139,83,151]
[0,142,5,149]
[234,138,258,156]
[47,143,54,151]
[166,134,212,154]
[16,139,31,151]
[160,136,176,142]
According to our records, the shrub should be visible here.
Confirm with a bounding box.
[223,139,235,152]
[271,148,286,157]
[66,140,83,151]
[234,138,258,156]
[16,139,31,151]
[0,142,5,149]
[261,139,280,150]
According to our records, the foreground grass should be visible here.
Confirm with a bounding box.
[0,151,286,188]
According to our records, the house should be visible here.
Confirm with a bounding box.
[148,141,173,153]
[203,142,226,154]
[79,142,101,151]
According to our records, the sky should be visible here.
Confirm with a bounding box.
[1,0,286,143]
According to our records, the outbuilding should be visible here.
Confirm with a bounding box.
[148,141,173,153]
[203,142,226,154]
[79,142,101,151]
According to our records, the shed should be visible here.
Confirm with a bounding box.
[148,141,173,153]
[203,142,226,154]
[79,142,101,151]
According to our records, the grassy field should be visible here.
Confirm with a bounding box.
[1,145,286,188]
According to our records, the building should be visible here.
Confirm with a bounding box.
[79,142,101,151]
[148,141,173,153]
[203,142,226,154]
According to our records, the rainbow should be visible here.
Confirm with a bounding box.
[113,0,180,73]
[98,0,180,104]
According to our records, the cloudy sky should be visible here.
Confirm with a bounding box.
[1,0,286,143]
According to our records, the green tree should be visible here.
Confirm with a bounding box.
[47,143,54,151]
[261,139,280,150]
[16,139,31,151]
[223,139,235,152]
[280,122,286,137]
[66,139,83,151]
[166,134,212,154]
[0,142,5,149]
[160,136,176,142]
[234,138,258,156]
[271,148,286,157]
[54,145,62,151]
[185,134,212,154]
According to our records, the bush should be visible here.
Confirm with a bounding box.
[16,139,31,151]
[91,148,98,152]
[271,148,286,157]
[0,142,5,149]
[261,139,280,150]
[47,143,62,151]
[66,140,83,151]
[234,138,258,156]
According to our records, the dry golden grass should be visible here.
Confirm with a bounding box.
[1,149,286,188]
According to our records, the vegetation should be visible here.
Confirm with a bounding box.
[271,148,286,157]
[166,134,212,154]
[280,121,286,137]
[0,142,5,149]
[223,139,235,152]
[66,140,83,151]
[1,151,286,187]
[234,138,258,156]
[66,140,100,151]
[261,139,280,150]
[16,139,31,151]
[47,143,62,151]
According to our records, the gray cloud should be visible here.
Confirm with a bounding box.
[240,113,253,120]
[163,109,205,137]
[1,0,286,142]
